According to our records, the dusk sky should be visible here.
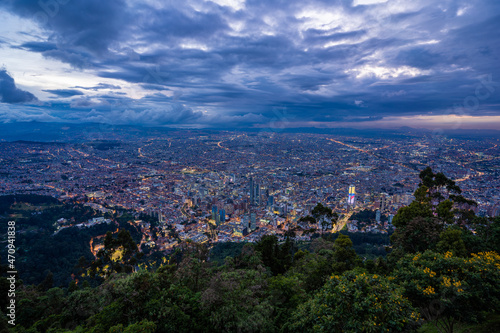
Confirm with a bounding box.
[0,0,499,129]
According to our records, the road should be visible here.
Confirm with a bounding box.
[331,210,355,233]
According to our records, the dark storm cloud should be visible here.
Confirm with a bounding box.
[140,6,229,40]
[43,89,84,97]
[0,70,38,104]
[1,0,129,52]
[1,0,500,127]
[73,83,122,91]
[17,41,57,52]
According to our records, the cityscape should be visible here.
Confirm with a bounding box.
[1,0,500,331]
[1,129,498,253]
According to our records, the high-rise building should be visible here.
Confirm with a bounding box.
[219,209,225,223]
[211,205,218,221]
[249,177,254,204]
[249,177,262,205]
[348,185,356,206]
[267,195,274,207]
[243,215,250,230]
[254,183,260,205]
[250,212,256,230]
[380,194,387,212]
[376,209,381,222]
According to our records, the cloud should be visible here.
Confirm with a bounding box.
[0,69,38,104]
[43,89,84,97]
[17,41,57,52]
[81,104,204,125]
[73,83,122,91]
[0,104,57,123]
[0,0,499,128]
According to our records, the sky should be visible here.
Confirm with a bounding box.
[0,0,499,129]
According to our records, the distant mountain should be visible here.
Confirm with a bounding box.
[0,121,498,142]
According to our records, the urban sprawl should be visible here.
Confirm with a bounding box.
[1,131,499,253]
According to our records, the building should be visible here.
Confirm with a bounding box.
[249,177,261,205]
[268,195,274,207]
[250,212,256,230]
[219,208,226,223]
[348,185,356,206]
[211,205,218,221]
[249,177,254,204]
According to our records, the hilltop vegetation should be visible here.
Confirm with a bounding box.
[2,168,500,332]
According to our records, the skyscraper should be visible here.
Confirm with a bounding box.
[250,212,256,230]
[249,177,261,205]
[249,177,254,204]
[254,182,260,205]
[243,215,250,230]
[219,208,225,223]
[267,195,274,207]
[211,205,218,221]
[380,194,387,212]
[348,185,356,206]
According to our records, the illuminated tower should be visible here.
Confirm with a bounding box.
[348,185,356,207]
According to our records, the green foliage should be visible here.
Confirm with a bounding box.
[89,230,141,279]
[392,201,433,229]
[289,234,361,292]
[331,234,360,274]
[390,167,478,262]
[267,274,308,328]
[349,209,387,223]
[109,320,156,333]
[255,235,293,275]
[287,271,421,332]
[469,216,500,253]
[391,217,443,256]
[0,196,125,286]
[392,250,500,333]
[436,229,467,257]
[201,268,274,332]
[311,203,337,232]
[209,242,247,265]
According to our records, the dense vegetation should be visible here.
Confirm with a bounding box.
[0,196,142,287]
[2,167,500,332]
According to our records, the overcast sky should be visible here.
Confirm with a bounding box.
[0,0,499,129]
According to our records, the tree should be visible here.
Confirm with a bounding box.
[201,268,274,332]
[267,274,308,329]
[255,235,293,275]
[287,271,421,332]
[290,249,334,292]
[390,217,443,255]
[392,250,500,333]
[173,241,211,292]
[89,230,141,279]
[331,234,360,274]
[37,271,54,291]
[436,228,467,257]
[468,216,500,253]
[390,168,476,260]
[312,203,335,233]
